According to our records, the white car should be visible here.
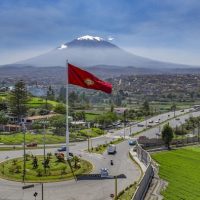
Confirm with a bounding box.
[107,145,116,154]
[100,168,109,177]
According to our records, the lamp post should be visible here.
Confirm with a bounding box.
[198,121,200,143]
[22,121,26,182]
[123,110,126,139]
[41,120,48,174]
[43,122,46,174]
[114,176,118,200]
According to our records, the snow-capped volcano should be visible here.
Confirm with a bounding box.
[77,35,103,41]
[16,35,196,69]
[58,35,118,49]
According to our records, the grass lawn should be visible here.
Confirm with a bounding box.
[0,133,65,145]
[27,97,59,108]
[0,128,104,145]
[152,146,200,200]
[89,137,124,154]
[85,113,100,121]
[117,183,137,200]
[0,155,92,182]
[0,92,8,100]
[0,145,61,151]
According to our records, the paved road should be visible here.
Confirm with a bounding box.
[110,109,191,138]
[0,109,199,200]
[0,141,140,200]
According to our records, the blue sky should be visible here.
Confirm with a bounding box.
[1,0,200,65]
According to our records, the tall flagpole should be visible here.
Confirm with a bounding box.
[66,60,70,160]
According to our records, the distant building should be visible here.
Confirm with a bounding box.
[9,114,60,127]
[114,107,128,115]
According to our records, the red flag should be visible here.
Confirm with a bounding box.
[68,63,112,94]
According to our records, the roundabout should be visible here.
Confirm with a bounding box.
[0,154,92,182]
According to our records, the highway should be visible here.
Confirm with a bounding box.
[0,109,200,200]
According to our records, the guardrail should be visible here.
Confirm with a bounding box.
[132,143,154,200]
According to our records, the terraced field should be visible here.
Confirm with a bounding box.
[152,146,200,200]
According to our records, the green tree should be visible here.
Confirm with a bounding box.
[95,112,118,128]
[174,127,187,136]
[46,85,55,101]
[69,91,79,107]
[58,86,66,103]
[0,99,7,111]
[54,103,66,114]
[49,115,66,136]
[8,80,28,122]
[142,100,150,115]
[162,124,174,149]
[110,104,114,112]
[171,103,176,114]
[0,111,9,125]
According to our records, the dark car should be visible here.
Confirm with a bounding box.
[128,139,137,146]
[26,142,37,147]
[57,146,67,152]
[137,124,144,127]
[55,151,74,157]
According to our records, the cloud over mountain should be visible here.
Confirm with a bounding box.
[16,35,197,69]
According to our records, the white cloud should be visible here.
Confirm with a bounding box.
[108,37,114,41]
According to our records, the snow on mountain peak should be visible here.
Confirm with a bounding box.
[58,44,67,50]
[77,35,104,42]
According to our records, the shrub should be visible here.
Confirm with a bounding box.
[61,166,67,175]
[12,159,17,166]
[56,153,65,162]
[1,163,4,174]
[95,147,99,151]
[15,165,22,173]
[36,168,43,177]
[9,165,15,173]
[47,152,52,159]
[25,154,31,161]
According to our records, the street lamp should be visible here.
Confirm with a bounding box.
[22,121,26,182]
[38,120,49,174]
[123,110,126,139]
[40,120,49,174]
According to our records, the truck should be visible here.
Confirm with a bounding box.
[107,144,116,154]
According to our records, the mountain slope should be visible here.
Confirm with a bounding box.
[16,35,198,68]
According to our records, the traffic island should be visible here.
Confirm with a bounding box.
[0,154,93,182]
[88,137,124,154]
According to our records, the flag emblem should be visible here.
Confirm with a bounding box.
[84,78,94,86]
[68,63,112,93]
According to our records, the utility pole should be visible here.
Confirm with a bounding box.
[123,110,126,139]
[88,137,90,152]
[41,183,44,200]
[90,138,92,149]
[43,122,46,174]
[114,176,118,200]
[22,122,26,182]
[181,123,184,145]
[174,107,176,118]
[198,122,200,143]
[145,117,147,128]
